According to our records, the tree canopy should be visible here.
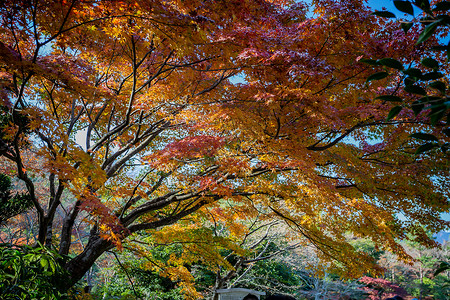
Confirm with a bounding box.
[0,0,449,296]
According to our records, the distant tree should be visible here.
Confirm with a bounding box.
[358,276,408,300]
[209,219,303,298]
[92,253,184,300]
[0,174,33,224]
[377,237,450,300]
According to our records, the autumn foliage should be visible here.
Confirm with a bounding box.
[0,0,449,296]
[358,276,408,300]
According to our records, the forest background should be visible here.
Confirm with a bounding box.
[0,0,450,299]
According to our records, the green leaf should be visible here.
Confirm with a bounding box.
[418,96,442,103]
[366,71,389,82]
[410,132,438,141]
[416,21,439,44]
[375,95,403,102]
[359,58,380,66]
[429,107,446,125]
[387,106,403,120]
[404,76,417,85]
[419,16,436,23]
[403,68,422,78]
[394,0,415,15]
[415,0,430,11]
[434,1,450,11]
[401,22,414,33]
[49,260,56,273]
[378,58,404,70]
[436,14,450,25]
[421,57,439,70]
[411,101,425,116]
[40,258,49,271]
[404,84,427,95]
[428,102,449,111]
[415,142,438,154]
[422,71,444,80]
[372,11,396,18]
[428,81,446,93]
[431,45,450,51]
[414,97,442,114]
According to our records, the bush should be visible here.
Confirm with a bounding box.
[0,243,70,300]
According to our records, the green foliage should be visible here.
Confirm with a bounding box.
[374,95,403,102]
[132,268,184,300]
[224,242,304,296]
[430,273,450,300]
[382,236,450,300]
[191,264,216,292]
[393,0,415,15]
[367,0,450,154]
[0,243,70,300]
[366,71,389,82]
[387,105,403,121]
[379,58,404,70]
[409,277,438,298]
[351,238,385,262]
[92,247,185,300]
[93,265,184,300]
[415,142,439,154]
[435,261,450,276]
[233,257,303,293]
[92,240,305,299]
[0,174,33,224]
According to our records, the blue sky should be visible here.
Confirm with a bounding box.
[367,0,396,12]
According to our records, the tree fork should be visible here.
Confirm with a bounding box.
[63,232,113,290]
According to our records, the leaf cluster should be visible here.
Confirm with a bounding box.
[0,173,33,224]
[0,105,31,148]
[366,1,450,154]
[435,260,450,276]
[99,266,184,300]
[0,243,70,300]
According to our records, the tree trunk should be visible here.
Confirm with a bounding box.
[62,233,112,291]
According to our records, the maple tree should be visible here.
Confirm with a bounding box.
[358,276,408,300]
[0,0,449,296]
